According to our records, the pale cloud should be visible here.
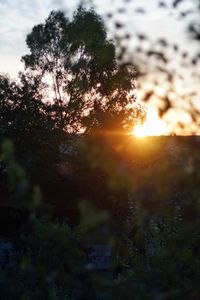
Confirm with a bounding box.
[0,0,198,78]
[0,0,77,77]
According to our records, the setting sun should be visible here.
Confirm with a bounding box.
[133,108,168,137]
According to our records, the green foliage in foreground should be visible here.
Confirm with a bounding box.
[1,138,200,300]
[0,141,112,300]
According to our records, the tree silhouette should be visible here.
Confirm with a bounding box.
[0,73,59,180]
[22,7,144,134]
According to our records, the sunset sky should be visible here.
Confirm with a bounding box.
[0,0,199,135]
[0,0,196,77]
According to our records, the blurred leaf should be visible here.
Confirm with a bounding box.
[172,0,184,8]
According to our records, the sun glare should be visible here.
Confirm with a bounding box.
[133,108,168,137]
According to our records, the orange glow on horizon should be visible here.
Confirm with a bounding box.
[133,108,168,137]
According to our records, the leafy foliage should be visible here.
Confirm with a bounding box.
[2,137,200,299]
[0,73,60,180]
[22,7,142,133]
[1,3,200,300]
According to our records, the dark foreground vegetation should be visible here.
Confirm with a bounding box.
[1,4,200,300]
[1,136,200,300]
